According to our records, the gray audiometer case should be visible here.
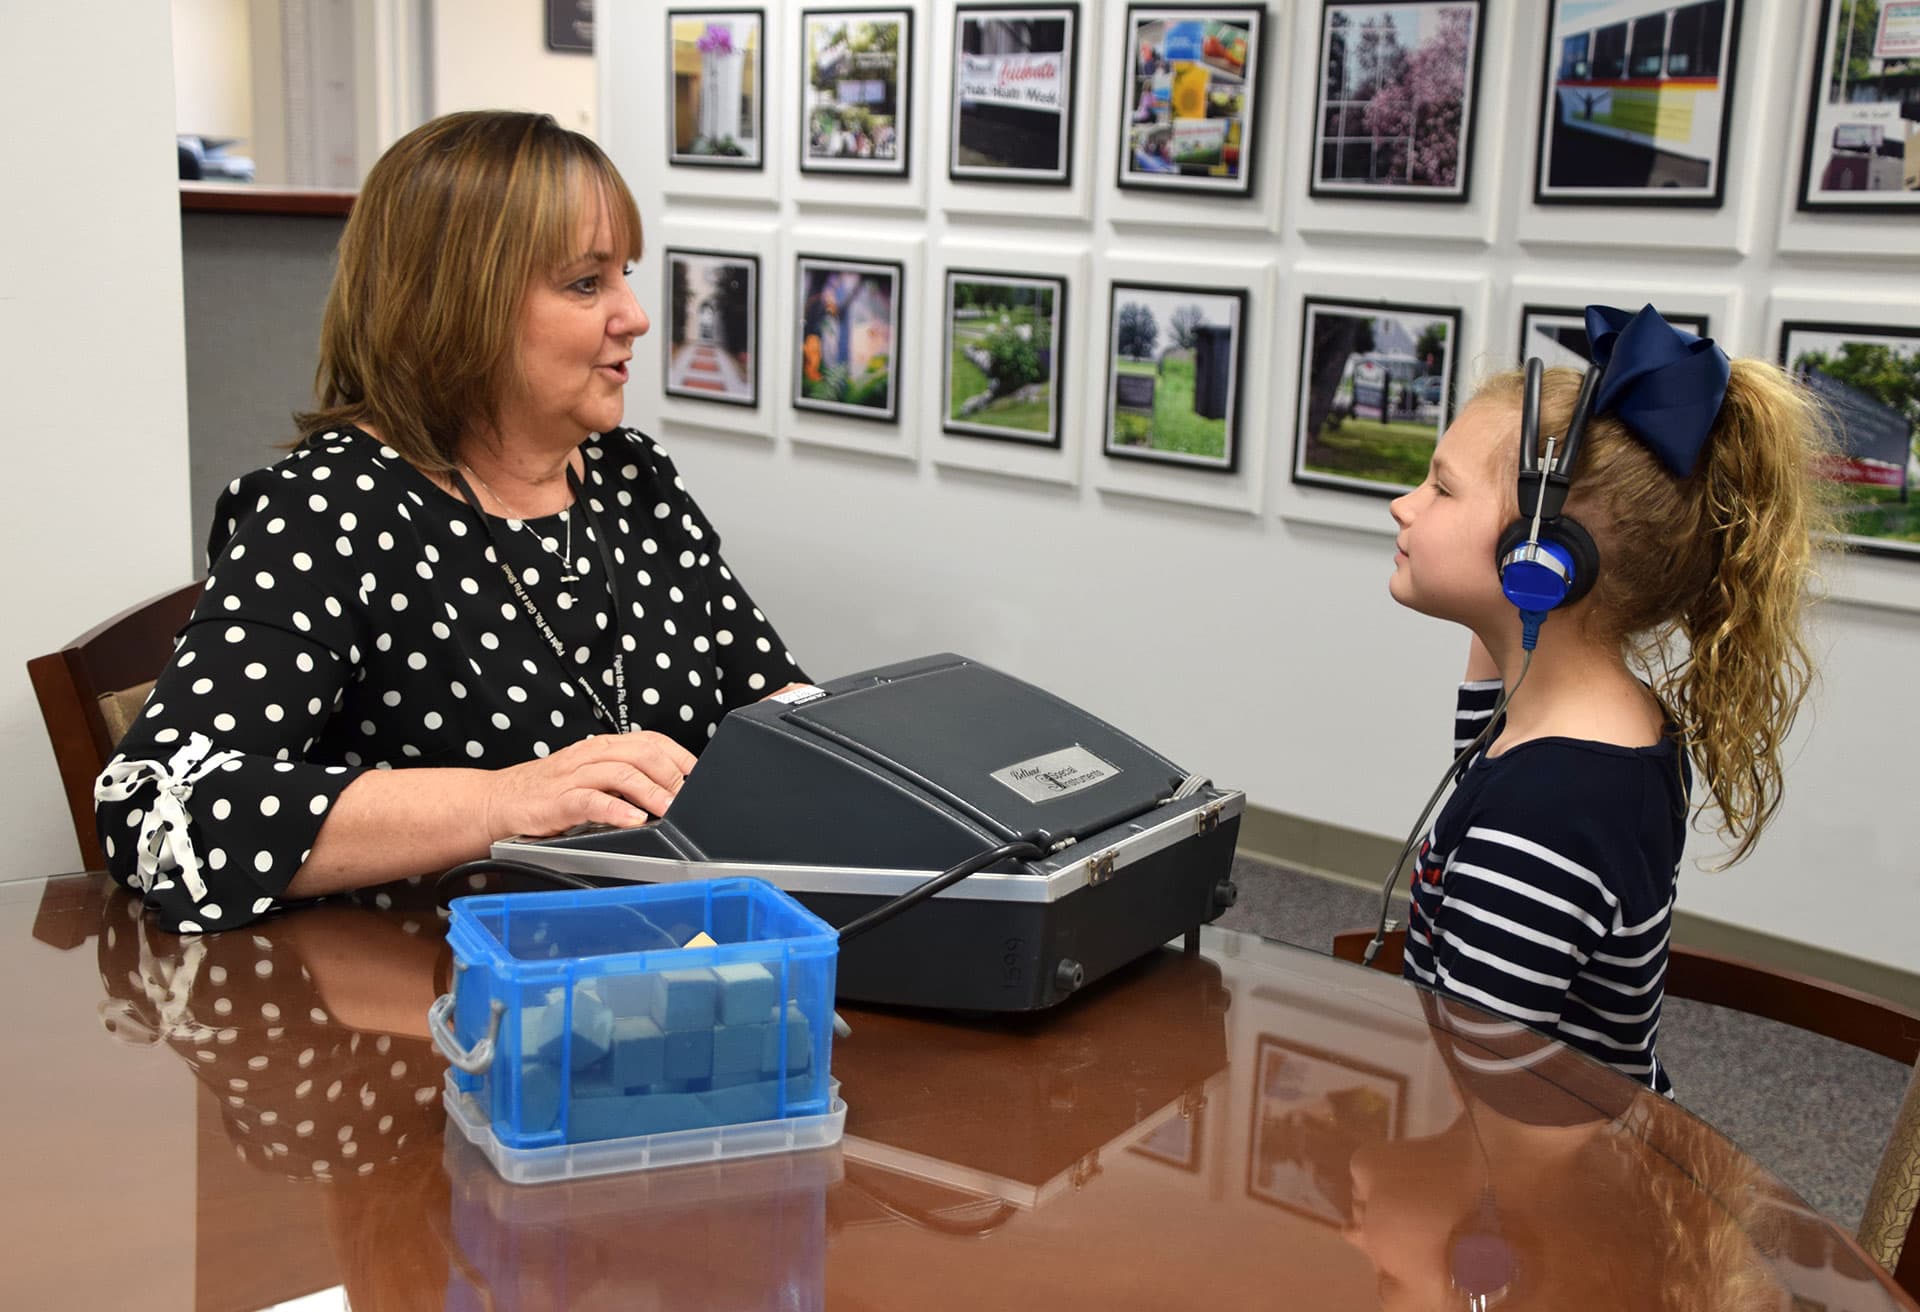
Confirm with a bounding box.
[493,653,1244,1012]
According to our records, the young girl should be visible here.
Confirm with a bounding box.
[1385,305,1829,1093]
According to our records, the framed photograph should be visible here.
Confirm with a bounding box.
[547,0,593,53]
[1310,1,1486,201]
[1798,1,1920,212]
[951,5,1080,185]
[1518,303,1710,370]
[1129,1092,1206,1172]
[667,10,765,168]
[1293,297,1461,498]
[794,255,904,422]
[663,249,759,408]
[1534,0,1744,206]
[1779,321,1920,560]
[1104,282,1247,471]
[1246,1035,1406,1227]
[1118,6,1267,195]
[800,9,912,177]
[943,270,1067,446]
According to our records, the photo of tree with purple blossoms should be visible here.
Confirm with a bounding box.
[1311,2,1484,199]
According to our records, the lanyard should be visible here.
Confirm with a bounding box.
[450,463,631,734]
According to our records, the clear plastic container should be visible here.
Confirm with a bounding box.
[430,878,841,1180]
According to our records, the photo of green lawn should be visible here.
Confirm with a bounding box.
[944,273,1063,445]
[1293,298,1459,497]
[1104,283,1245,471]
[1782,322,1920,559]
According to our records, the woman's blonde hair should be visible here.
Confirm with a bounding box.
[296,110,644,469]
[1472,360,1834,868]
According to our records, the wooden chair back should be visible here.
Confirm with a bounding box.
[26,581,204,870]
[1331,926,1920,1299]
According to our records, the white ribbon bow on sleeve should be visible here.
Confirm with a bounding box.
[95,732,244,905]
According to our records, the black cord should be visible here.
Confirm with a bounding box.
[835,840,1044,944]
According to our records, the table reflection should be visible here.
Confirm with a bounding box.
[49,879,1910,1312]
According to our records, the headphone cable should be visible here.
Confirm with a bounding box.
[1360,651,1532,967]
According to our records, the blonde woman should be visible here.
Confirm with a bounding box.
[97,112,804,933]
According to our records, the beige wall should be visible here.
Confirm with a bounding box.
[432,0,596,134]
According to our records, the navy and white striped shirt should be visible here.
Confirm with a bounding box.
[1402,680,1689,1095]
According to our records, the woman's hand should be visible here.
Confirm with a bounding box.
[481,731,699,839]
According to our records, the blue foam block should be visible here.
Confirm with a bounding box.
[568,1090,711,1142]
[524,989,614,1070]
[762,1002,812,1075]
[663,1027,715,1082]
[515,1064,562,1133]
[649,968,720,1032]
[712,1020,770,1079]
[702,1078,780,1127]
[713,962,779,1025]
[610,1015,666,1088]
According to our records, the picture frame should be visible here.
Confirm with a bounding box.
[793,254,905,423]
[1797,0,1920,213]
[950,5,1081,187]
[1117,5,1268,196]
[1245,1034,1406,1228]
[1103,280,1248,472]
[1129,1091,1207,1173]
[943,269,1068,447]
[1778,319,1920,561]
[667,10,766,169]
[799,8,913,178]
[1518,303,1711,370]
[547,0,593,54]
[1292,296,1462,499]
[1533,0,1744,207]
[663,248,760,408]
[1309,0,1487,203]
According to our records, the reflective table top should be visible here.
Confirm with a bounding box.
[7,873,1911,1311]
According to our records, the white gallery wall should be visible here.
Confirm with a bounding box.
[606,3,1920,973]
[432,0,597,134]
[0,6,196,881]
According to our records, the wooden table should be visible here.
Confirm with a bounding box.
[8,873,1912,1311]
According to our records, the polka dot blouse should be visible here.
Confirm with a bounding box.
[94,426,805,934]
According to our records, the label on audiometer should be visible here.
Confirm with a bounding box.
[769,684,829,706]
[991,746,1122,803]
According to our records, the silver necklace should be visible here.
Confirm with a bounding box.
[462,463,580,584]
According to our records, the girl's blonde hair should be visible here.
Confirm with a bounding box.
[1472,360,1834,868]
[296,110,644,469]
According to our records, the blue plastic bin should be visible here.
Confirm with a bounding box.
[430,878,840,1179]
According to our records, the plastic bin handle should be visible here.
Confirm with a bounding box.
[428,993,504,1075]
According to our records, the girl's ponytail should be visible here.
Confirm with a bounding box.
[1666,360,1833,867]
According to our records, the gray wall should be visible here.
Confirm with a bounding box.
[181,211,342,563]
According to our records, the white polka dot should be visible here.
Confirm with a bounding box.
[267,517,286,534]
[424,711,443,730]
[193,677,214,694]
[293,611,312,631]
[357,474,375,491]
[224,626,246,644]
[255,852,273,873]
[336,536,353,557]
[383,690,402,707]
[460,577,479,595]
[308,494,328,512]
[491,713,510,730]
[254,571,274,590]
[265,704,284,722]
[245,662,268,679]
[466,741,484,759]
[377,531,394,550]
[310,796,329,816]
[656,653,672,670]
[253,897,274,914]
[407,652,427,671]
[201,903,224,920]
[340,511,358,531]
[177,920,202,934]
[260,797,280,817]
[392,593,408,612]
[208,848,228,870]
[213,713,237,732]
[748,673,766,691]
[756,637,772,653]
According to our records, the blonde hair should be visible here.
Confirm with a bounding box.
[1472,361,1834,868]
[296,110,644,469]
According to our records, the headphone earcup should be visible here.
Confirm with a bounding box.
[1496,515,1600,611]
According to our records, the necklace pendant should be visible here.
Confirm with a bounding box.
[561,573,580,584]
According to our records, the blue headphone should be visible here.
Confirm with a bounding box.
[1496,357,1604,645]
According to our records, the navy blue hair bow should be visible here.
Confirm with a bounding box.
[1584,303,1731,479]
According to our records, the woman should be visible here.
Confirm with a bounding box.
[95,112,805,933]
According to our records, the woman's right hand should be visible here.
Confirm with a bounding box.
[481,732,700,840]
